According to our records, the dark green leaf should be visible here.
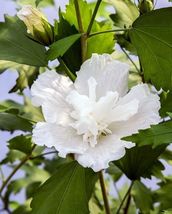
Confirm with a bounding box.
[114,145,165,180]
[132,181,153,213]
[0,112,32,132]
[31,161,98,214]
[129,8,172,90]
[47,34,81,60]
[56,13,82,72]
[160,92,172,117]
[123,121,172,148]
[8,135,33,155]
[0,16,47,66]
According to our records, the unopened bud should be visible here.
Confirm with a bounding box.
[17,5,54,46]
[139,0,154,14]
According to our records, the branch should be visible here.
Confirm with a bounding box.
[0,144,36,194]
[74,0,87,62]
[87,0,102,36]
[99,171,111,214]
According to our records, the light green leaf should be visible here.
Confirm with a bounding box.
[154,178,172,210]
[0,16,47,66]
[47,34,81,60]
[107,0,139,28]
[10,66,39,92]
[0,112,32,132]
[123,121,172,148]
[129,8,172,90]
[8,135,33,155]
[31,161,98,214]
[132,181,153,213]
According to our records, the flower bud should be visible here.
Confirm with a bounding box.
[139,0,154,14]
[17,5,54,46]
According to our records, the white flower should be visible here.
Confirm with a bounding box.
[31,54,160,172]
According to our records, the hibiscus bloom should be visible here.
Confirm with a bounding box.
[31,54,160,172]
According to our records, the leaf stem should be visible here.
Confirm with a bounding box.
[74,0,87,62]
[58,57,76,82]
[89,29,129,38]
[99,171,111,214]
[30,151,58,160]
[120,47,140,73]
[116,181,134,214]
[0,144,36,194]
[124,193,131,214]
[87,0,102,36]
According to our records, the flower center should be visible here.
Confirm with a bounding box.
[66,77,120,147]
[66,77,139,148]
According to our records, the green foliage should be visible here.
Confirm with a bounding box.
[114,145,165,180]
[31,161,98,214]
[108,0,139,28]
[62,0,114,58]
[160,91,172,117]
[0,16,47,66]
[132,181,153,213]
[47,34,81,60]
[8,135,33,155]
[123,121,172,148]
[153,178,172,210]
[129,8,172,90]
[0,112,32,132]
[10,66,39,93]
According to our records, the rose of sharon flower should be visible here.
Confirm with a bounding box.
[31,54,160,172]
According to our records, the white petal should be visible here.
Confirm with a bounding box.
[75,135,135,172]
[31,70,72,106]
[110,84,161,137]
[108,99,139,122]
[75,54,129,98]
[41,92,72,125]
[32,122,88,157]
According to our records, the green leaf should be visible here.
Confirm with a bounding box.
[114,145,165,180]
[132,181,153,213]
[123,121,172,148]
[0,16,47,66]
[9,66,39,92]
[129,8,172,90]
[0,112,32,132]
[154,178,172,210]
[47,34,81,60]
[8,135,33,155]
[108,0,139,28]
[160,92,172,117]
[31,161,98,214]
[164,210,172,214]
[55,13,82,72]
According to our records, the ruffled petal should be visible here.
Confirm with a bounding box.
[41,92,72,125]
[75,54,129,98]
[31,70,72,106]
[75,135,135,172]
[110,84,161,137]
[32,122,88,157]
